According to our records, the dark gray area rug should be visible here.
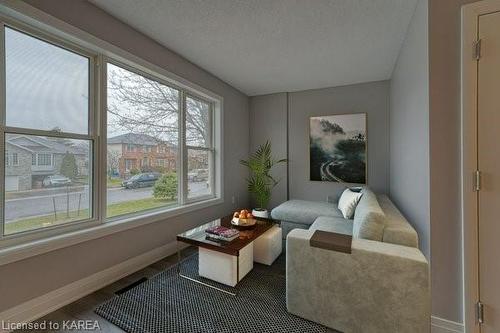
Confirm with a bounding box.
[95,253,327,333]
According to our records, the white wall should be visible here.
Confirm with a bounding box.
[389,0,430,258]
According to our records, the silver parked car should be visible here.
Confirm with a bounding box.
[42,175,72,187]
[187,169,209,182]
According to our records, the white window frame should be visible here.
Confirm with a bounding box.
[103,59,218,219]
[0,18,100,240]
[183,93,215,203]
[0,1,224,262]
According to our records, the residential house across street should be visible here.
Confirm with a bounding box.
[107,133,177,177]
[5,135,89,191]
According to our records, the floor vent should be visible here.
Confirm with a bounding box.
[115,277,148,295]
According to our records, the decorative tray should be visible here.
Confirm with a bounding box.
[231,217,257,227]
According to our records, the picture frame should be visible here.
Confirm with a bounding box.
[309,113,367,184]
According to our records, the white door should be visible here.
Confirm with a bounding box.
[5,176,19,191]
[477,10,500,333]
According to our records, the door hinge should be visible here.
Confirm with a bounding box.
[474,170,481,191]
[476,301,484,324]
[474,39,482,60]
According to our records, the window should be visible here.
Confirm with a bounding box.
[11,153,18,166]
[5,27,89,134]
[0,16,221,247]
[37,153,52,166]
[106,63,179,218]
[125,159,135,171]
[185,96,213,200]
[2,26,94,236]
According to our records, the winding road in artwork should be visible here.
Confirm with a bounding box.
[320,161,344,182]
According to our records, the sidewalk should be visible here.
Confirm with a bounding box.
[5,185,87,200]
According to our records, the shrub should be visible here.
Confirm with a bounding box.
[60,153,78,179]
[153,173,177,200]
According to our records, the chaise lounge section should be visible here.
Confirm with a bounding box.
[271,188,430,333]
[271,199,345,238]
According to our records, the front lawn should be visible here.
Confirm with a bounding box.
[107,197,175,217]
[5,197,175,235]
[107,178,124,188]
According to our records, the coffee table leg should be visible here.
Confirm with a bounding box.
[176,246,238,297]
[176,246,181,275]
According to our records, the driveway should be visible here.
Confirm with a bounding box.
[5,182,209,222]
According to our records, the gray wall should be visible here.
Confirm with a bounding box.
[249,93,288,209]
[389,0,429,259]
[249,80,390,206]
[289,81,390,201]
[0,0,249,313]
[429,0,480,324]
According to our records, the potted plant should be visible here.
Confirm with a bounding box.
[240,141,287,218]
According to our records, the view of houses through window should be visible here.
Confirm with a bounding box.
[0,23,217,238]
[3,27,93,235]
[106,63,180,218]
[106,63,214,218]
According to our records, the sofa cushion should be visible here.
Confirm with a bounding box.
[352,189,385,241]
[378,195,419,248]
[310,216,353,236]
[271,200,342,225]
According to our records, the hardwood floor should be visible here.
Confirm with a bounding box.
[16,246,337,333]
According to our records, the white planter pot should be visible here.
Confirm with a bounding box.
[252,208,269,218]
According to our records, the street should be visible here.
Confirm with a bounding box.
[5,181,210,222]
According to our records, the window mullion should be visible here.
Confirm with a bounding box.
[0,22,5,239]
[209,102,215,197]
[97,55,106,223]
[179,91,187,205]
[3,127,92,141]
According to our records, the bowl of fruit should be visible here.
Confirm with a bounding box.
[231,209,256,227]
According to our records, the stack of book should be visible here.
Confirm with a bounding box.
[205,225,240,242]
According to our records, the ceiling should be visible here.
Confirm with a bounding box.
[89,0,418,96]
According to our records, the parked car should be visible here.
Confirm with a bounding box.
[122,172,161,189]
[187,169,209,182]
[42,175,72,187]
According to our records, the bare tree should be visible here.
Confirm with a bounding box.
[107,64,209,146]
[107,149,121,179]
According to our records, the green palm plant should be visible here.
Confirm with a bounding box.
[240,141,287,210]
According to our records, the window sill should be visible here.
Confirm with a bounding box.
[0,197,223,266]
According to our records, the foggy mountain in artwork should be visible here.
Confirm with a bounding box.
[310,114,366,183]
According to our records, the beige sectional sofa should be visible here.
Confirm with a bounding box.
[271,188,430,333]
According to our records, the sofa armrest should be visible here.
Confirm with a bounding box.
[286,229,430,333]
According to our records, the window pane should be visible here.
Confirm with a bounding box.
[4,134,92,235]
[187,149,212,199]
[186,97,211,147]
[106,63,179,218]
[5,27,89,134]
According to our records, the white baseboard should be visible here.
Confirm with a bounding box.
[431,316,465,333]
[0,241,184,333]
